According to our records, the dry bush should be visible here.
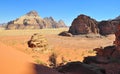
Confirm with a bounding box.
[49,52,57,68]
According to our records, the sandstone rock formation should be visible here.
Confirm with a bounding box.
[6,11,67,29]
[83,24,120,74]
[28,33,48,51]
[6,11,47,29]
[68,14,99,35]
[98,15,120,35]
[114,25,120,47]
[98,20,119,35]
[68,14,120,36]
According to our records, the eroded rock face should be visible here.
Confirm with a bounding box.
[98,20,119,35]
[68,14,99,35]
[6,11,67,29]
[83,24,120,74]
[6,11,47,29]
[114,25,120,46]
[28,33,48,51]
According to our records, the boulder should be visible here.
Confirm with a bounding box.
[28,33,48,51]
[58,31,72,37]
[68,14,99,35]
[98,20,119,35]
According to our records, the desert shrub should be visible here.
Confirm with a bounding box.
[49,52,57,68]
[61,57,67,64]
[59,57,68,66]
[87,50,95,54]
[34,59,46,65]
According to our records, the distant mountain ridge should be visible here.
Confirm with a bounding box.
[6,10,67,29]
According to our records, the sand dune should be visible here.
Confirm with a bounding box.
[0,42,61,74]
[0,42,35,74]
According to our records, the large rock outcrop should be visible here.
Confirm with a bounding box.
[6,11,67,29]
[68,14,99,35]
[83,24,120,74]
[98,20,120,35]
[68,14,120,36]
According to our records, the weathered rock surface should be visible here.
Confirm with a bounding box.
[28,33,48,51]
[68,14,120,36]
[6,11,67,29]
[98,20,120,35]
[83,24,120,74]
[68,14,99,35]
[114,25,120,46]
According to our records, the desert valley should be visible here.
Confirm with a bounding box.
[1,10,120,74]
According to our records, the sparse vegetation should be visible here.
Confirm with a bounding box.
[0,28,115,72]
[34,59,46,65]
[87,50,95,54]
[49,52,57,68]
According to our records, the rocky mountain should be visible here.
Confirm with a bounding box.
[68,14,99,35]
[43,17,66,28]
[58,20,67,28]
[6,11,67,29]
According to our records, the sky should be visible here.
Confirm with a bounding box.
[0,0,120,26]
